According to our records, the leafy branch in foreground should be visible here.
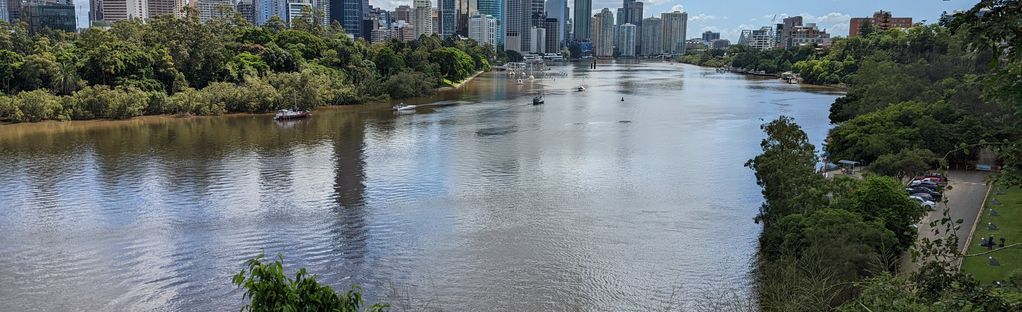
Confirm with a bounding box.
[233,252,389,312]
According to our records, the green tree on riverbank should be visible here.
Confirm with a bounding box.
[0,10,496,123]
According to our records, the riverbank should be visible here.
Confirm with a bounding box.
[678,61,847,90]
[439,71,485,91]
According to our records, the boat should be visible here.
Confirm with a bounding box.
[576,85,586,92]
[532,95,544,105]
[274,109,310,120]
[516,79,524,85]
[392,103,417,111]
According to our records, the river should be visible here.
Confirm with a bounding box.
[0,62,840,311]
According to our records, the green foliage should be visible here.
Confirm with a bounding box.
[505,50,523,62]
[870,148,938,180]
[430,47,475,82]
[0,15,493,123]
[848,176,927,250]
[233,252,389,312]
[64,85,148,119]
[11,89,65,122]
[745,116,823,227]
[383,72,435,99]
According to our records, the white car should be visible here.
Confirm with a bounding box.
[910,195,935,210]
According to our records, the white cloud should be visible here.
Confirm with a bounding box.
[641,0,670,6]
[669,4,684,12]
[689,14,723,22]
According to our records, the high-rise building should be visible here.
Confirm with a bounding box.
[530,26,545,54]
[196,0,234,22]
[529,0,542,28]
[393,4,410,22]
[438,0,455,37]
[237,0,256,24]
[432,8,438,34]
[468,14,497,47]
[503,0,530,52]
[619,22,636,56]
[849,10,912,37]
[286,0,312,26]
[330,0,368,39]
[0,1,8,22]
[640,16,661,56]
[701,30,720,42]
[412,0,431,37]
[474,0,498,44]
[621,0,641,54]
[96,0,147,22]
[661,10,686,55]
[544,0,565,46]
[542,17,559,53]
[315,0,328,25]
[21,0,75,33]
[592,8,614,57]
[738,26,774,50]
[710,39,730,49]
[788,23,830,47]
[456,0,470,36]
[572,0,590,41]
[476,0,501,45]
[775,16,801,47]
[147,0,186,18]
[256,0,285,25]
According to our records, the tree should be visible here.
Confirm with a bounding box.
[746,116,825,227]
[505,50,524,62]
[870,148,938,180]
[847,176,926,250]
[858,20,874,36]
[429,47,475,82]
[233,252,389,312]
[0,50,22,93]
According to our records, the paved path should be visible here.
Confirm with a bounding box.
[904,170,990,272]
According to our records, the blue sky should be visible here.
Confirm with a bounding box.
[74,0,978,40]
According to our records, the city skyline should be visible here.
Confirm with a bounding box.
[70,0,977,40]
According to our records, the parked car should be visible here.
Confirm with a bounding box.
[910,180,939,189]
[907,187,942,199]
[915,174,949,186]
[910,196,936,210]
[911,192,936,202]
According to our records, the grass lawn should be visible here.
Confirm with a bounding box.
[961,184,1022,283]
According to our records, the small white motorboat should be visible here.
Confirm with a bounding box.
[392,103,417,111]
[576,85,586,92]
[274,109,310,120]
[532,95,544,105]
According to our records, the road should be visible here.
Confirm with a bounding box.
[904,170,990,272]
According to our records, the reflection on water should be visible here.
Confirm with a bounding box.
[0,62,841,311]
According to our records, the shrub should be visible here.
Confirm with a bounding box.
[64,85,147,120]
[233,253,389,312]
[14,89,65,122]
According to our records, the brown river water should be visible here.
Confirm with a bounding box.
[0,62,841,311]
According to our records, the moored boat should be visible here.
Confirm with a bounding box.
[274,109,310,120]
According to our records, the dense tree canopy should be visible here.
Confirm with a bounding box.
[0,11,496,123]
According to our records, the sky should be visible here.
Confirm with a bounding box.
[74,0,979,40]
